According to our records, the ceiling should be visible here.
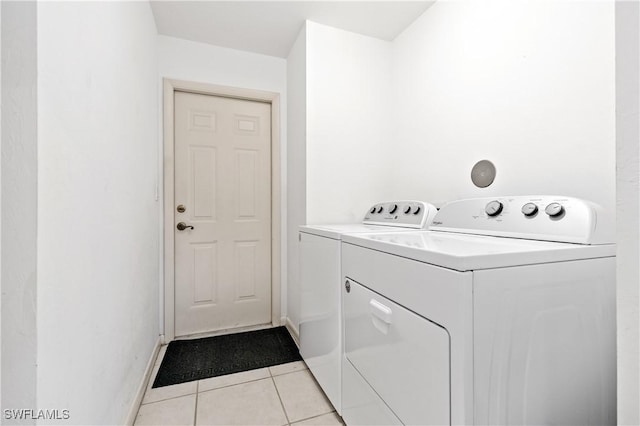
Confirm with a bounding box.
[150,1,435,58]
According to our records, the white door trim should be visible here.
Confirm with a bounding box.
[162,78,282,342]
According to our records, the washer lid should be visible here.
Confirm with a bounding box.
[342,231,616,271]
[299,223,422,240]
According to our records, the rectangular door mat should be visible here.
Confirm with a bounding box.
[152,326,302,388]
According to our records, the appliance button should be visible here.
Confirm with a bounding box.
[521,202,538,217]
[413,206,421,215]
[376,206,384,214]
[545,202,564,217]
[404,205,412,214]
[370,207,376,214]
[485,200,503,217]
[389,204,398,214]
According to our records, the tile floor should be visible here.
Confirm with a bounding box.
[134,345,344,426]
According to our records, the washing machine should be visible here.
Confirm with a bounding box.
[340,196,616,426]
[299,200,438,415]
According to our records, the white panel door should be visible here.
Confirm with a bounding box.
[174,91,271,337]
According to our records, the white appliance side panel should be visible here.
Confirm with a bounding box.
[473,257,616,426]
[343,279,450,425]
[342,243,473,425]
[342,358,403,426]
[299,232,341,413]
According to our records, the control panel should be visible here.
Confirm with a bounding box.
[363,201,438,229]
[430,196,613,244]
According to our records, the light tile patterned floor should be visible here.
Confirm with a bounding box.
[134,346,343,426]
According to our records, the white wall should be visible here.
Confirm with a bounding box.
[158,35,287,96]
[306,21,394,224]
[286,24,307,335]
[615,1,640,423]
[157,35,288,329]
[36,2,159,424]
[391,0,616,215]
[285,21,394,331]
[1,1,38,416]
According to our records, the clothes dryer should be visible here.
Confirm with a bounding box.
[341,196,615,425]
[299,201,438,415]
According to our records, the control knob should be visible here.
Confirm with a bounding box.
[389,204,398,214]
[370,207,376,214]
[413,206,421,215]
[376,206,384,214]
[545,202,564,217]
[403,205,412,214]
[485,200,503,217]
[521,202,538,217]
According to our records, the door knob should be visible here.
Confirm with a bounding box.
[176,222,194,231]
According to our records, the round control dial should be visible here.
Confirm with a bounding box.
[389,204,398,214]
[376,206,384,214]
[370,207,376,214]
[521,202,538,217]
[545,202,564,217]
[403,205,412,214]
[413,206,421,215]
[485,200,503,217]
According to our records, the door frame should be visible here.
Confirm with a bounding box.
[162,78,282,342]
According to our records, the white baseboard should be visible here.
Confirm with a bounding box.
[285,317,299,347]
[125,337,162,425]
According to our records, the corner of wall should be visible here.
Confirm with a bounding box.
[285,23,307,331]
[1,0,38,414]
[615,1,640,423]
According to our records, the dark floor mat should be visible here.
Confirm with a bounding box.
[152,326,302,388]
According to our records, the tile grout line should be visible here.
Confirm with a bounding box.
[140,365,197,406]
[269,364,308,379]
[198,369,272,394]
[294,411,340,424]
[271,373,292,425]
[193,381,199,426]
[278,369,307,377]
[139,385,198,407]
[275,367,337,424]
[140,394,194,406]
